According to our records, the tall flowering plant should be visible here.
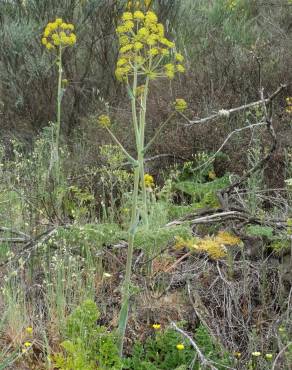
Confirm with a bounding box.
[98,1,186,353]
[42,18,76,179]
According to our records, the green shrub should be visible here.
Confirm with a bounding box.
[53,299,122,370]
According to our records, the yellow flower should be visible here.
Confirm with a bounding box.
[174,98,187,112]
[160,48,169,56]
[24,341,32,348]
[156,23,164,37]
[55,18,63,25]
[160,37,174,48]
[234,351,241,358]
[25,327,33,335]
[149,47,159,56]
[98,115,111,127]
[145,11,158,24]
[122,12,133,21]
[175,53,184,62]
[176,64,185,73]
[44,28,50,37]
[41,37,48,45]
[134,11,145,20]
[265,354,273,360]
[117,58,128,67]
[144,174,154,188]
[46,42,54,50]
[252,352,261,357]
[67,24,75,31]
[119,35,129,46]
[120,44,133,53]
[152,323,161,329]
[137,27,149,39]
[146,34,158,46]
[116,25,126,34]
[176,343,185,350]
[134,41,143,51]
[123,20,135,31]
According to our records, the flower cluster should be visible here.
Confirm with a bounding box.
[42,18,76,50]
[144,173,154,188]
[286,97,292,114]
[115,9,185,81]
[174,98,187,112]
[98,114,111,128]
[152,323,161,330]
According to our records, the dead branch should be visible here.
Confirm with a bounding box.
[181,84,287,127]
[170,322,221,370]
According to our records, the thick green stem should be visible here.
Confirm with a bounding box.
[118,165,140,354]
[139,77,150,229]
[55,46,62,181]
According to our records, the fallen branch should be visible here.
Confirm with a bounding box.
[170,322,220,370]
[180,84,287,127]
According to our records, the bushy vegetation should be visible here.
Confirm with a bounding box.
[0,0,291,369]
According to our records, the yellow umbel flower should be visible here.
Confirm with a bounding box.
[174,98,187,112]
[24,341,32,348]
[98,115,111,127]
[25,327,33,335]
[144,174,154,188]
[152,323,161,329]
[176,344,185,350]
[42,18,76,50]
[115,5,184,82]
[122,12,133,21]
[175,53,184,62]
[134,10,145,20]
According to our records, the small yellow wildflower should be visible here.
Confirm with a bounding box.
[122,12,133,21]
[176,343,185,350]
[120,44,133,54]
[156,23,164,37]
[176,64,185,73]
[174,98,187,112]
[175,53,184,62]
[41,37,48,45]
[46,42,55,50]
[25,327,33,335]
[24,341,32,348]
[55,18,63,25]
[119,35,130,46]
[98,115,111,127]
[144,174,154,188]
[134,11,145,20]
[117,58,128,67]
[252,352,261,357]
[152,323,161,330]
[149,47,159,56]
[265,353,273,360]
[124,20,135,31]
[234,351,241,358]
[145,11,158,24]
[134,41,143,51]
